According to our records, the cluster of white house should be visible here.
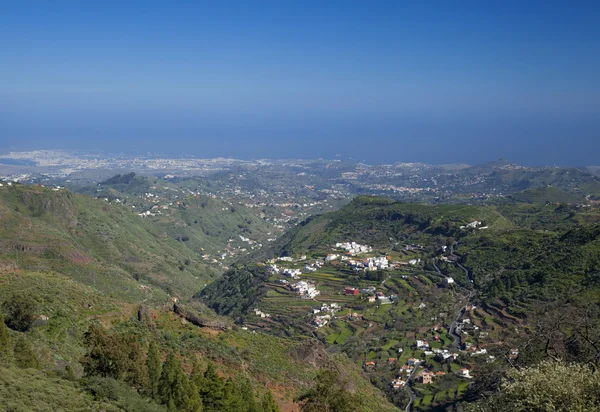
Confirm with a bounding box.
[460,220,488,230]
[253,308,270,318]
[268,264,303,279]
[268,255,319,279]
[311,303,341,328]
[291,281,320,298]
[335,242,372,255]
[312,314,330,328]
[348,255,390,271]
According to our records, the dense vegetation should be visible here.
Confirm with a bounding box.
[199,263,271,318]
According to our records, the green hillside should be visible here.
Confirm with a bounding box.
[75,173,278,262]
[200,195,600,410]
[506,186,585,204]
[0,183,215,302]
[210,195,600,319]
[0,183,399,411]
[270,196,512,256]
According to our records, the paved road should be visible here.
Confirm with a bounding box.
[450,242,473,283]
[402,245,476,411]
[404,362,421,412]
[448,290,476,349]
[432,258,443,276]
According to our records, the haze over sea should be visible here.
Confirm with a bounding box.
[1,1,599,166]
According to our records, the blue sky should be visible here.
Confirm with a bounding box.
[1,1,599,165]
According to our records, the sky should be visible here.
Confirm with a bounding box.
[1,1,599,165]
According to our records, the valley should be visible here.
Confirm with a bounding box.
[1,162,600,411]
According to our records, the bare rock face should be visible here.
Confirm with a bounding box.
[173,303,231,330]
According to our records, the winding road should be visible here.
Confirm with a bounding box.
[403,244,476,411]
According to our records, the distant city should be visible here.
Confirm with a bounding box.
[2,149,599,208]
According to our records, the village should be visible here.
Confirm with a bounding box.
[249,239,504,409]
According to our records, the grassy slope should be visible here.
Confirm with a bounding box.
[75,174,276,258]
[0,183,216,302]
[0,366,168,412]
[0,184,399,411]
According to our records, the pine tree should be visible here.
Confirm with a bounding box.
[296,369,358,412]
[261,391,280,412]
[190,359,204,390]
[14,335,40,369]
[199,362,225,412]
[158,351,201,412]
[158,352,181,410]
[147,341,162,399]
[223,378,243,411]
[0,312,12,364]
[81,324,148,388]
[239,378,260,412]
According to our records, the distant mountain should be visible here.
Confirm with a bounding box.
[466,158,515,171]
[455,164,600,197]
[586,166,600,176]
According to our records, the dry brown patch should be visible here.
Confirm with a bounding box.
[199,327,222,337]
[0,262,19,274]
[269,384,300,412]
[69,249,91,264]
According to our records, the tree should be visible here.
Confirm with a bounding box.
[147,341,162,399]
[158,352,201,412]
[14,335,40,369]
[2,294,37,332]
[0,312,12,364]
[190,359,204,391]
[238,378,260,412]
[223,378,243,411]
[81,324,148,388]
[295,369,359,412]
[261,391,280,412]
[464,360,600,412]
[198,362,225,412]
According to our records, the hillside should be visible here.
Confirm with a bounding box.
[269,196,513,257]
[74,173,279,263]
[465,166,600,197]
[207,195,600,318]
[200,195,600,410]
[506,186,585,204]
[0,183,399,411]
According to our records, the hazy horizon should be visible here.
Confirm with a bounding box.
[2,2,599,166]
